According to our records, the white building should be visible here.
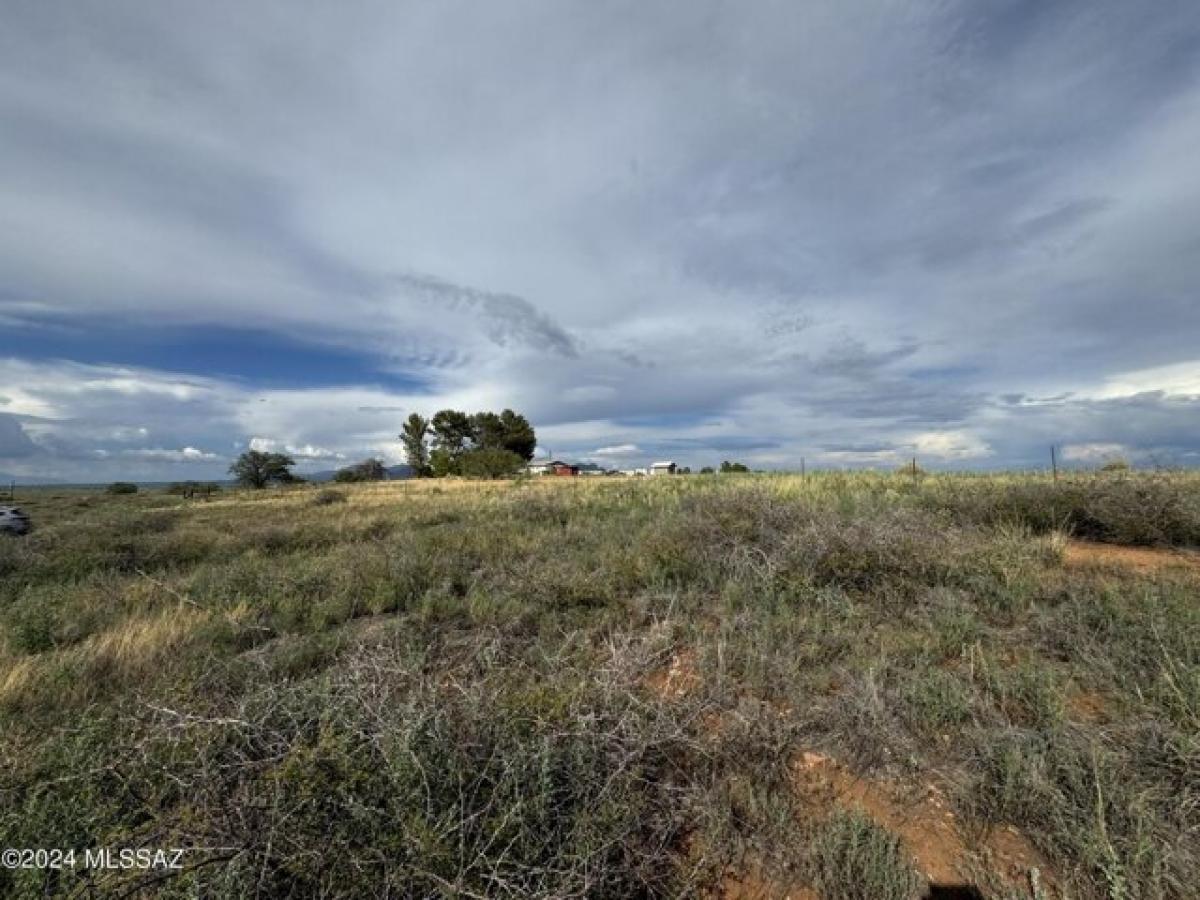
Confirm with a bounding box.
[648,461,677,476]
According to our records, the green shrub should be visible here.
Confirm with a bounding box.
[105,482,138,495]
[809,810,923,900]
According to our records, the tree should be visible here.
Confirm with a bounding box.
[719,460,749,473]
[429,447,457,477]
[425,408,538,475]
[334,458,387,483]
[399,413,431,476]
[430,410,474,456]
[699,466,715,475]
[471,411,506,451]
[457,448,524,479]
[106,482,138,494]
[497,409,536,461]
[229,450,296,489]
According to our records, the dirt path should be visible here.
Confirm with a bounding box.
[1063,539,1200,574]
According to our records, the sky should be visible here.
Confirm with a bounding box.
[2,0,1200,482]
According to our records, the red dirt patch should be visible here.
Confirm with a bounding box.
[1063,540,1200,575]
[645,648,701,699]
[1066,689,1111,724]
[716,871,817,900]
[792,751,1054,895]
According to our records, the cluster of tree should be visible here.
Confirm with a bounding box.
[693,461,749,474]
[106,481,138,495]
[401,409,536,478]
[333,458,387,482]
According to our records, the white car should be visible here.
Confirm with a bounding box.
[0,506,31,536]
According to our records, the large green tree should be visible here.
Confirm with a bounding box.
[497,409,537,461]
[424,408,537,475]
[229,450,297,488]
[399,413,431,476]
[430,410,475,456]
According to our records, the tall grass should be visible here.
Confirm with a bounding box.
[1,472,1198,897]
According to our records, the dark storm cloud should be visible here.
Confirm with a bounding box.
[2,0,1200,477]
[0,414,38,458]
[387,273,578,358]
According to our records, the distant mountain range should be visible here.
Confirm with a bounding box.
[1,465,413,489]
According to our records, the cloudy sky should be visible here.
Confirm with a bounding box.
[3,0,1199,481]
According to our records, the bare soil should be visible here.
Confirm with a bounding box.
[1063,539,1200,574]
[791,751,1054,897]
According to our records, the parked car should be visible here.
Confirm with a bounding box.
[0,506,31,536]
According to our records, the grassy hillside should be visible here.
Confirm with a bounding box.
[2,472,1199,898]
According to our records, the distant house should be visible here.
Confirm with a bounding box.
[526,460,581,476]
[648,461,678,476]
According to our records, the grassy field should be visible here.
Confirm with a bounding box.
[2,472,1199,898]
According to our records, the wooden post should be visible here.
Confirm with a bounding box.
[911,457,918,481]
[801,457,806,479]
[1050,445,1058,481]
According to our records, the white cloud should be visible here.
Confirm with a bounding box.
[249,437,346,461]
[119,446,221,463]
[592,443,640,457]
[910,431,992,461]
[1092,361,1200,400]
[1061,443,1128,462]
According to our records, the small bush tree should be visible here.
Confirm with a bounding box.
[719,460,749,473]
[106,482,138,495]
[458,448,525,479]
[334,459,387,483]
[166,481,221,498]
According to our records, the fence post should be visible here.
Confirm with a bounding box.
[1051,445,1058,481]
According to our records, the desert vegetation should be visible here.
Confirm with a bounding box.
[1,471,1198,898]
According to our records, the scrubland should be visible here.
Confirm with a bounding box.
[1,471,1199,899]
